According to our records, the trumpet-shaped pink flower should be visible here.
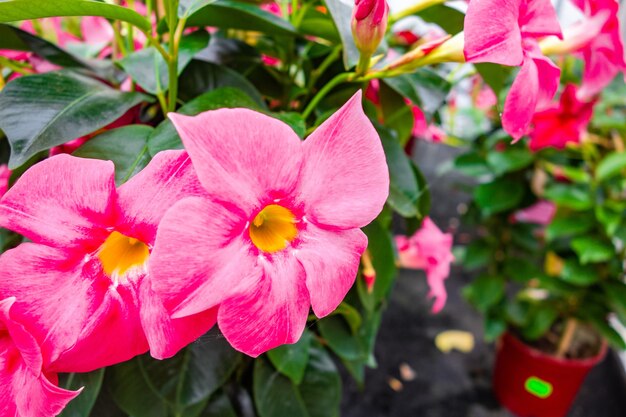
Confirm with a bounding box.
[572,0,626,99]
[0,297,79,417]
[151,91,389,357]
[464,0,562,140]
[0,151,216,372]
[529,84,595,151]
[512,200,556,225]
[395,218,454,313]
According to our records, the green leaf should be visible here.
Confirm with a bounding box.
[461,239,491,270]
[147,87,262,156]
[586,312,626,350]
[185,0,297,36]
[119,31,210,95]
[543,183,593,211]
[379,81,414,145]
[179,0,218,18]
[73,125,153,185]
[383,69,452,117]
[571,236,614,264]
[463,275,505,313]
[331,302,363,334]
[521,305,558,340]
[178,60,265,106]
[486,147,534,176]
[603,281,626,325]
[254,343,341,417]
[560,258,599,286]
[0,71,149,168]
[59,369,105,417]
[474,63,512,99]
[474,177,525,215]
[298,7,340,42]
[545,212,595,241]
[201,390,238,417]
[453,152,492,177]
[318,315,365,361]
[417,5,464,35]
[485,314,507,342]
[273,112,306,138]
[596,152,626,182]
[109,358,168,417]
[0,0,151,32]
[267,330,313,385]
[324,0,359,69]
[361,220,397,309]
[503,258,542,282]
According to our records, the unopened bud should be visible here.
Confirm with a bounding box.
[361,250,376,293]
[351,0,389,56]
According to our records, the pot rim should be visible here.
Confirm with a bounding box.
[501,331,608,368]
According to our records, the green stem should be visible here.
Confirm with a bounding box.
[302,72,354,119]
[389,0,446,24]
[167,17,186,113]
[355,53,371,76]
[309,45,342,88]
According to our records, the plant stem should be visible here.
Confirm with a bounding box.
[556,318,577,358]
[355,53,371,76]
[389,0,446,24]
[302,72,354,120]
[167,17,186,113]
[308,45,342,89]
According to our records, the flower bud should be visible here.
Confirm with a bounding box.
[351,0,389,56]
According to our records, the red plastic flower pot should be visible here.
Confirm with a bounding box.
[493,332,607,417]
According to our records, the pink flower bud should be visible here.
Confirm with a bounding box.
[351,0,389,56]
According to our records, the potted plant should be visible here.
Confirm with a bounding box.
[457,77,626,417]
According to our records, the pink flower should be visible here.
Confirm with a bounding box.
[572,0,626,99]
[150,92,389,357]
[529,84,595,151]
[0,165,11,198]
[81,16,115,46]
[395,218,454,313]
[411,106,446,143]
[352,0,389,55]
[464,0,562,140]
[512,200,556,225]
[0,152,216,372]
[0,297,79,416]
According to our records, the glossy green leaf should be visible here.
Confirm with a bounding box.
[119,31,210,95]
[201,390,238,417]
[596,152,626,182]
[545,212,595,241]
[109,358,168,417]
[486,147,534,176]
[318,315,365,361]
[474,63,512,99]
[179,0,218,18]
[453,152,492,177]
[324,0,360,69]
[362,220,397,308]
[331,302,363,334]
[417,5,464,34]
[463,275,505,313]
[267,330,313,385]
[148,87,262,156]
[571,236,614,264]
[560,259,599,286]
[461,239,491,270]
[521,305,558,340]
[485,314,507,341]
[273,112,306,138]
[73,125,153,185]
[59,369,105,417]
[379,81,414,145]
[0,0,151,32]
[383,69,452,117]
[543,183,593,210]
[585,310,626,350]
[298,7,340,42]
[254,343,341,417]
[185,0,297,36]
[474,177,525,215]
[0,71,149,168]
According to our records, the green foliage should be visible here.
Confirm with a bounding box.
[60,369,105,417]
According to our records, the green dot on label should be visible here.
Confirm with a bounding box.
[525,376,553,399]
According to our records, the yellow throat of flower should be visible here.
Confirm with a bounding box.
[249,204,298,253]
[98,231,150,279]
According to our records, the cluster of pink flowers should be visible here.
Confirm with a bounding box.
[0,92,389,414]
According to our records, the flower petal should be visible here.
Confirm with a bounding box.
[150,197,255,318]
[116,150,205,244]
[463,0,524,65]
[139,281,218,360]
[297,91,389,229]
[295,225,367,317]
[0,155,115,249]
[218,253,309,357]
[520,0,562,38]
[169,110,304,214]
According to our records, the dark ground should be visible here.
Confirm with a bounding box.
[341,142,626,417]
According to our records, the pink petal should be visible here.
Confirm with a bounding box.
[295,225,367,317]
[116,150,205,244]
[150,197,255,318]
[519,0,562,38]
[513,200,556,225]
[0,243,148,372]
[426,262,450,313]
[297,91,389,229]
[218,252,309,357]
[81,16,114,45]
[139,281,218,360]
[395,235,427,269]
[463,0,524,66]
[0,155,115,250]
[168,110,304,214]
[503,49,560,140]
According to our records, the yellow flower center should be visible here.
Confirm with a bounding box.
[98,231,150,279]
[249,204,298,253]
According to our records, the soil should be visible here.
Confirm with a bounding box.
[514,322,604,360]
[340,142,626,417]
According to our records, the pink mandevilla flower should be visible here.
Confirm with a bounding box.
[572,0,626,99]
[0,151,217,372]
[512,200,556,225]
[352,0,389,55]
[395,218,454,313]
[464,0,563,140]
[150,91,389,357]
[529,84,595,151]
[0,297,79,417]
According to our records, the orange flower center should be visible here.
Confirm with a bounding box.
[98,231,150,279]
[249,204,298,253]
